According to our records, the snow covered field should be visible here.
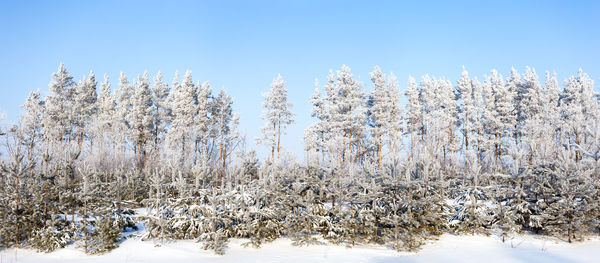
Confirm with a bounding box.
[1,234,598,263]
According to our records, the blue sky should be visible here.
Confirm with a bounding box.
[0,0,599,158]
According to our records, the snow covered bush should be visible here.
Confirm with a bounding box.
[29,221,72,253]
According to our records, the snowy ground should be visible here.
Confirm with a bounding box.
[1,233,599,263]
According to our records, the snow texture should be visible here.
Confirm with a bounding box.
[1,234,598,263]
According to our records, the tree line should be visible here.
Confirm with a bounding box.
[0,63,598,254]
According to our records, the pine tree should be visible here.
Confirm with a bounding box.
[521,67,544,121]
[506,67,523,146]
[434,77,458,163]
[130,72,154,167]
[306,79,328,164]
[419,75,436,140]
[43,63,75,143]
[20,89,44,160]
[561,69,599,161]
[520,67,544,162]
[73,70,98,150]
[257,74,294,161]
[386,73,403,163]
[115,72,134,152]
[321,70,345,166]
[95,74,116,151]
[150,71,170,152]
[213,89,235,179]
[489,70,515,167]
[329,65,366,165]
[193,81,211,165]
[456,67,474,153]
[168,70,196,166]
[542,71,561,129]
[470,77,485,163]
[368,66,388,167]
[405,76,421,157]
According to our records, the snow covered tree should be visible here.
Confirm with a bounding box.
[305,79,328,165]
[212,89,238,179]
[405,76,421,157]
[561,69,599,161]
[43,63,75,143]
[129,72,154,167]
[521,67,544,121]
[95,74,116,151]
[434,77,458,163]
[167,70,196,166]
[386,73,403,162]
[115,72,134,152]
[507,67,523,145]
[519,67,545,161]
[470,77,485,162]
[325,65,366,165]
[455,67,474,153]
[419,75,436,140]
[20,89,44,160]
[542,71,561,132]
[0,128,36,248]
[416,74,457,167]
[257,74,294,161]
[365,68,403,167]
[193,81,211,165]
[72,70,98,150]
[487,69,515,167]
[368,66,388,167]
[150,71,170,152]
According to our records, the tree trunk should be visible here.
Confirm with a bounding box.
[575,132,581,162]
[355,131,361,163]
[465,111,469,151]
[514,124,519,147]
[194,140,199,165]
[377,134,382,168]
[306,150,309,167]
[89,138,94,155]
[222,145,227,180]
[15,175,20,248]
[340,132,346,170]
[272,121,276,161]
[83,198,88,254]
[410,121,414,158]
[448,126,454,151]
[78,131,84,150]
[182,135,186,166]
[28,136,35,161]
[277,119,281,159]
[594,160,600,198]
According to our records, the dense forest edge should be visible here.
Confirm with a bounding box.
[0,63,599,255]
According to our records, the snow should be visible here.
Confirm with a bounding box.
[2,234,598,263]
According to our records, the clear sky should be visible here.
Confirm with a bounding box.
[0,0,599,159]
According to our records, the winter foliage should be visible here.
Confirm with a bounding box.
[1,63,600,256]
